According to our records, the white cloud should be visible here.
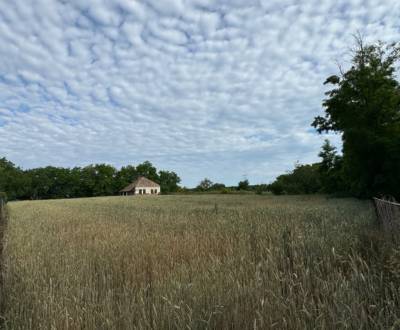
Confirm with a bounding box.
[147,21,188,45]
[146,0,185,17]
[0,0,399,186]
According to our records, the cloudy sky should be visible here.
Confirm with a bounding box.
[0,0,399,187]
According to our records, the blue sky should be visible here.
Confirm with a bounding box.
[0,0,399,187]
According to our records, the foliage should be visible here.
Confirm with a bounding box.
[0,191,7,203]
[115,165,138,191]
[80,164,117,197]
[211,183,226,191]
[159,170,181,193]
[312,39,400,198]
[27,166,79,199]
[0,158,181,200]
[255,184,268,195]
[318,140,346,194]
[0,158,30,200]
[136,161,159,182]
[268,163,322,195]
[196,178,213,191]
[237,179,250,190]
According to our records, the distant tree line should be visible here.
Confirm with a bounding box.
[269,39,400,199]
[268,140,344,196]
[0,159,181,200]
[188,178,268,195]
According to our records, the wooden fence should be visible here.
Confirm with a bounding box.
[373,197,400,232]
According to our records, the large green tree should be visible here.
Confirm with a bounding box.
[136,161,159,182]
[237,179,250,191]
[0,158,29,200]
[27,167,76,199]
[312,39,400,198]
[116,165,138,191]
[158,170,180,193]
[80,164,117,197]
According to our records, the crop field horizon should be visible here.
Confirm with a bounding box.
[1,195,400,329]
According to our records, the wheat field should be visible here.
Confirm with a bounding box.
[1,195,400,329]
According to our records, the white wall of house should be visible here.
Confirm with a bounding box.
[134,187,160,195]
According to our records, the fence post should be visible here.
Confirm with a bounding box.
[372,198,380,225]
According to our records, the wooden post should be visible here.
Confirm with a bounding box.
[372,198,380,226]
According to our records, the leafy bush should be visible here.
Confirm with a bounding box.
[268,163,322,195]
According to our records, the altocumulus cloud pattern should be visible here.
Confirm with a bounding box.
[0,0,399,186]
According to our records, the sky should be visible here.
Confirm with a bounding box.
[0,0,399,187]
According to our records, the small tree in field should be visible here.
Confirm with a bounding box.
[197,178,213,191]
[238,179,249,191]
[318,140,345,194]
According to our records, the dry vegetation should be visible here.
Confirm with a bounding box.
[1,195,400,329]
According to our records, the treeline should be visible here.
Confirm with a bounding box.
[0,159,180,200]
[186,178,268,194]
[270,39,400,199]
[268,140,344,195]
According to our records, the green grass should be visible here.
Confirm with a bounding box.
[1,195,399,329]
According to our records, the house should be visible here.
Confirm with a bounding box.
[120,176,161,196]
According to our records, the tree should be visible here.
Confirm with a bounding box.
[136,161,159,182]
[237,179,249,190]
[319,140,337,173]
[210,183,226,191]
[158,170,181,193]
[312,39,400,198]
[27,167,79,199]
[268,179,285,195]
[255,184,268,195]
[116,165,138,191]
[0,158,29,200]
[318,140,346,194]
[80,164,117,197]
[268,163,321,195]
[196,178,213,191]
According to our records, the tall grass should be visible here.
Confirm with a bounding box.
[1,195,400,329]
[0,197,7,328]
